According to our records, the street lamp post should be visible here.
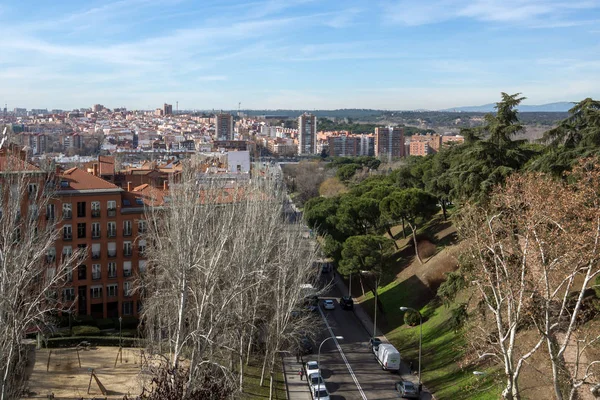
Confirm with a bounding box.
[317,335,343,400]
[400,306,422,391]
[118,316,122,348]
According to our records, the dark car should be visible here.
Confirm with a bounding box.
[395,381,420,399]
[369,337,382,354]
[340,296,354,310]
[300,337,314,355]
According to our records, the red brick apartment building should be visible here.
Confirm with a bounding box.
[53,167,147,319]
[0,146,152,319]
[408,134,465,156]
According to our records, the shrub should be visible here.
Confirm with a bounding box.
[96,318,115,330]
[71,314,96,327]
[404,310,420,327]
[72,325,101,336]
[595,275,600,299]
[450,303,468,331]
[119,317,140,330]
[437,271,466,307]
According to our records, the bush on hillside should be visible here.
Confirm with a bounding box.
[450,303,468,332]
[437,271,466,307]
[595,275,600,299]
[72,325,101,336]
[404,310,420,327]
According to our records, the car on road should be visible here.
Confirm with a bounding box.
[300,337,314,355]
[308,372,324,389]
[323,299,335,310]
[369,337,382,354]
[339,296,354,310]
[395,380,420,398]
[310,383,330,400]
[305,361,319,376]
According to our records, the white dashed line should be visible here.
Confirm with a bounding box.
[318,306,368,400]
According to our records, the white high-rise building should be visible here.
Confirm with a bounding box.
[298,113,317,154]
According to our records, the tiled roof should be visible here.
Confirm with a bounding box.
[58,167,121,191]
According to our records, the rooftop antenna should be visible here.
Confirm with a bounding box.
[238,102,241,116]
[176,101,178,113]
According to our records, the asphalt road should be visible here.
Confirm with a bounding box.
[310,281,433,400]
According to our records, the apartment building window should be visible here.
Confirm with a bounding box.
[27,183,38,198]
[77,223,86,239]
[47,247,56,263]
[123,261,132,277]
[91,201,101,218]
[92,264,101,280]
[46,267,56,281]
[123,241,132,257]
[62,203,72,219]
[139,260,147,274]
[77,201,86,218]
[28,204,38,220]
[138,220,146,234]
[77,265,87,280]
[63,288,75,302]
[107,284,118,297]
[107,200,116,217]
[62,245,72,261]
[91,243,101,259]
[107,242,117,258]
[91,222,100,239]
[66,269,73,283]
[123,220,132,236]
[77,244,87,261]
[46,204,55,221]
[123,301,133,315]
[138,239,146,256]
[63,225,72,240]
[123,281,132,297]
[91,286,103,299]
[108,262,117,278]
[107,221,116,237]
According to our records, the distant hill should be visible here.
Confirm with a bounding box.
[443,102,574,113]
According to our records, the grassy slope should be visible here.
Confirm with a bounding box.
[357,215,501,399]
[241,361,287,399]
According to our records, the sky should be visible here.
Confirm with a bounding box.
[0,0,599,110]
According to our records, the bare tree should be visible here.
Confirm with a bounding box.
[457,162,600,400]
[0,148,79,400]
[139,161,322,397]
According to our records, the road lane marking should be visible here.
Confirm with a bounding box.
[318,306,368,400]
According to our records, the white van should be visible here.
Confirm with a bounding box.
[376,343,401,371]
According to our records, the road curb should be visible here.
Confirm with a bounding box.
[280,352,291,400]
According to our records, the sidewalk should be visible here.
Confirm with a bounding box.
[281,355,311,400]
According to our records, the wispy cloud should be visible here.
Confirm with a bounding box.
[383,0,600,27]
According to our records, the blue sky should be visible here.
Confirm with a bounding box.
[0,0,599,110]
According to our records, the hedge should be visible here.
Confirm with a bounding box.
[72,325,101,336]
[45,336,140,348]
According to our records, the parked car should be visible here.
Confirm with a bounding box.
[300,337,314,355]
[395,380,420,398]
[305,361,319,376]
[323,299,335,310]
[340,296,354,310]
[375,343,401,371]
[310,383,330,400]
[369,337,382,354]
[308,372,324,389]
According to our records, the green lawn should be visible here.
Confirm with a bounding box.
[362,286,500,400]
[241,360,287,399]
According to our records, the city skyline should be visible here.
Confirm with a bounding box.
[1,0,599,110]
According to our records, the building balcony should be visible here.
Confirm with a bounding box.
[107,209,116,217]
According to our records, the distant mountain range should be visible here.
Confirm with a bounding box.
[441,102,574,113]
